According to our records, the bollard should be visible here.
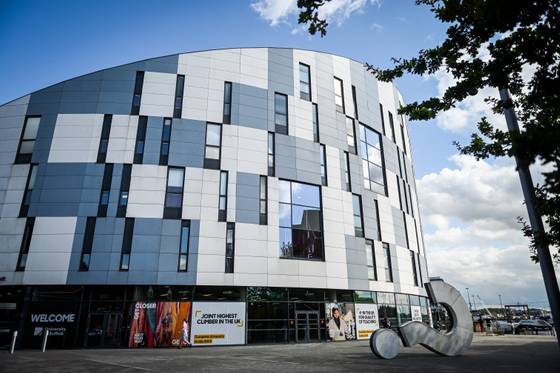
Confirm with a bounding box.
[10,330,17,354]
[41,329,49,352]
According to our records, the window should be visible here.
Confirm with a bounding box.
[98,163,113,217]
[403,179,409,214]
[400,120,408,154]
[346,117,356,154]
[80,217,96,271]
[379,103,386,136]
[225,223,235,273]
[120,218,134,271]
[174,75,185,118]
[223,81,232,124]
[352,85,358,120]
[360,124,385,194]
[16,116,40,164]
[343,151,351,192]
[374,200,382,241]
[160,118,172,165]
[97,114,112,163]
[16,217,35,271]
[388,111,396,142]
[268,132,275,176]
[366,239,377,281]
[352,194,364,237]
[409,185,414,218]
[312,103,319,142]
[164,167,184,219]
[417,252,423,287]
[274,93,288,135]
[279,180,323,260]
[204,123,222,169]
[320,144,327,186]
[117,164,131,217]
[20,164,37,217]
[178,220,190,271]
[134,116,147,164]
[131,71,144,115]
[259,176,268,225]
[397,175,403,211]
[410,250,419,287]
[382,243,393,282]
[334,77,345,113]
[299,63,311,101]
[218,171,228,222]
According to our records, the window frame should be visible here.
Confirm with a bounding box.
[388,111,396,142]
[268,132,275,176]
[365,239,377,281]
[173,74,185,118]
[344,151,352,192]
[218,171,228,222]
[19,164,38,217]
[15,115,41,164]
[16,217,35,271]
[79,217,96,272]
[274,92,289,135]
[178,220,191,272]
[334,77,345,113]
[117,164,132,217]
[312,103,319,143]
[320,144,327,186]
[379,103,386,136]
[131,71,145,115]
[163,166,185,219]
[159,117,172,166]
[225,222,235,273]
[351,85,358,120]
[299,63,312,101]
[346,116,357,154]
[223,81,233,124]
[204,122,222,170]
[410,250,419,287]
[382,243,393,282]
[120,218,134,271]
[98,163,113,217]
[134,116,148,164]
[359,123,386,195]
[352,194,365,238]
[259,175,268,225]
[97,114,112,164]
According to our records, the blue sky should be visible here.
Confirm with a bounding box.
[0,0,552,308]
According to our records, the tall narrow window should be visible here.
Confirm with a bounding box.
[164,167,184,219]
[346,117,356,154]
[225,223,235,273]
[120,218,134,271]
[408,185,414,218]
[379,103,386,136]
[134,116,147,164]
[223,81,232,124]
[98,163,113,217]
[320,144,327,186]
[403,211,410,249]
[374,200,382,241]
[279,180,324,260]
[383,243,393,282]
[312,103,319,143]
[131,71,144,115]
[388,111,396,142]
[16,116,40,164]
[259,176,268,225]
[366,239,377,281]
[174,74,185,118]
[299,63,311,101]
[410,250,419,287]
[268,132,275,176]
[352,85,358,120]
[160,118,172,165]
[20,164,37,217]
[204,123,222,169]
[360,124,385,194]
[417,252,423,287]
[178,220,190,271]
[97,114,112,163]
[403,179,409,214]
[16,217,35,271]
[218,171,228,222]
[397,175,403,211]
[334,77,345,113]
[274,93,288,135]
[400,120,408,155]
[343,151,351,192]
[352,194,364,237]
[117,164,132,217]
[80,217,96,271]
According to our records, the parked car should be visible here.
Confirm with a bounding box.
[494,320,514,334]
[514,319,553,334]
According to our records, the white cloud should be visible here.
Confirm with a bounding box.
[370,22,383,32]
[251,0,382,31]
[417,155,554,307]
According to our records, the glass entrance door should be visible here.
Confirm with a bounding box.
[85,312,122,347]
[295,311,320,343]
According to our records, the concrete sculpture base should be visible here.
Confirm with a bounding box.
[370,279,473,359]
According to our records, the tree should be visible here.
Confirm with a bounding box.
[298,0,560,263]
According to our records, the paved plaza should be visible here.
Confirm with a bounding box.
[1,334,558,372]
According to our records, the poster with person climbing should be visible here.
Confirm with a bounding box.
[325,303,356,341]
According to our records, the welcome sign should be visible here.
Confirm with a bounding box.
[190,302,245,346]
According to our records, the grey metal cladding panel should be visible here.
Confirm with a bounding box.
[144,54,179,74]
[236,83,268,131]
[26,84,63,115]
[31,114,57,164]
[348,152,364,195]
[294,138,322,185]
[168,119,205,167]
[268,49,294,95]
[0,95,29,117]
[382,136,399,175]
[275,134,297,178]
[362,191,380,240]
[391,207,408,248]
[143,116,164,165]
[364,71,383,133]
[236,172,260,224]
[98,67,136,114]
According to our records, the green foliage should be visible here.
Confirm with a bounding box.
[298,0,560,263]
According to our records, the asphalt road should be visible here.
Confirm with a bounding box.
[1,334,558,372]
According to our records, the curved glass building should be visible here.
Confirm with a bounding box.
[0,48,430,348]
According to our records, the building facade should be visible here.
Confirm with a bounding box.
[0,48,430,348]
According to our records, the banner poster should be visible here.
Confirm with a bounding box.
[411,305,423,322]
[128,302,192,348]
[325,303,356,341]
[355,303,379,340]
[190,302,246,346]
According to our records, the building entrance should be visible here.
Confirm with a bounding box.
[85,312,122,348]
[295,311,320,343]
